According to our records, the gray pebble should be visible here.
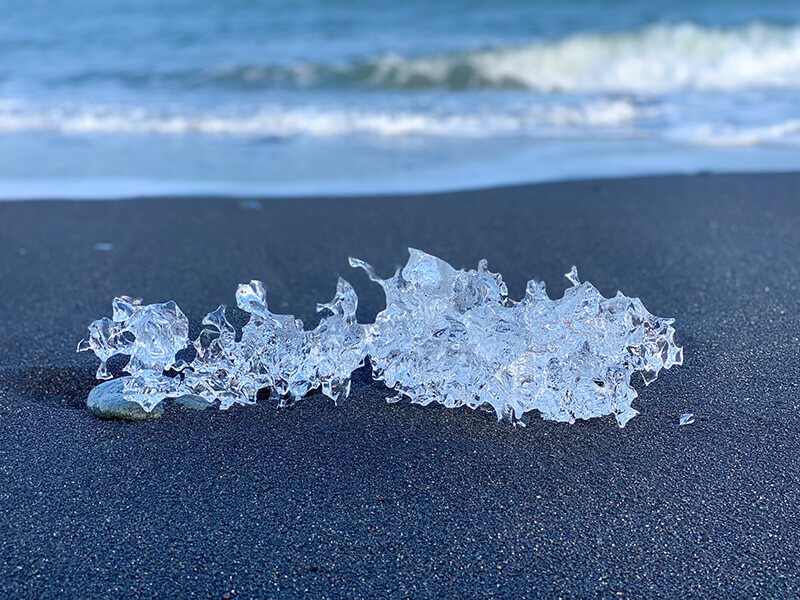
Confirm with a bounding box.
[87,378,164,420]
[87,377,213,419]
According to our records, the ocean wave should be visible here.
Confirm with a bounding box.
[358,22,800,93]
[0,99,638,137]
[72,22,800,94]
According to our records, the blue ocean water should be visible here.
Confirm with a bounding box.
[1,0,800,197]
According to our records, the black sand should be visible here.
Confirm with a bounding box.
[1,173,798,598]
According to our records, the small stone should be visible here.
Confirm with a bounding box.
[174,394,213,411]
[238,199,262,211]
[87,378,164,420]
[87,377,212,419]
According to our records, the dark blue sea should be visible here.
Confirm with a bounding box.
[2,0,800,197]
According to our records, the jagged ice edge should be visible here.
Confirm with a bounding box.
[78,249,683,427]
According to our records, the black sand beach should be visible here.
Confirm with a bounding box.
[1,173,798,599]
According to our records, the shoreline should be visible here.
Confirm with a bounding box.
[0,166,799,202]
[1,171,799,598]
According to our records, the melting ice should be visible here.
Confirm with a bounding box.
[78,249,683,427]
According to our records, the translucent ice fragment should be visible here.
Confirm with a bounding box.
[353,252,683,427]
[679,413,695,425]
[78,296,189,383]
[79,249,683,427]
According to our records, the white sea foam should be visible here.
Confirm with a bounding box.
[0,99,638,137]
[198,22,800,94]
[4,96,800,149]
[372,24,800,93]
[668,119,800,147]
[357,22,800,93]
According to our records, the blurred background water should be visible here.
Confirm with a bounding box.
[1,0,800,198]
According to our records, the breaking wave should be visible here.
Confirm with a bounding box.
[80,22,800,94]
[353,22,800,93]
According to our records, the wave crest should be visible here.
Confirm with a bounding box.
[174,22,800,94]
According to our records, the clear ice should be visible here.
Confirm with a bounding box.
[78,249,683,427]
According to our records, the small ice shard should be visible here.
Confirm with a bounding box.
[79,249,683,427]
[77,296,190,410]
[564,265,581,286]
[679,413,695,425]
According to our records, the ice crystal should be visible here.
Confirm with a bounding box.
[78,249,683,426]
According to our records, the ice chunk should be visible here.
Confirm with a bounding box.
[679,413,695,425]
[77,296,188,384]
[79,249,683,427]
[352,253,682,427]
